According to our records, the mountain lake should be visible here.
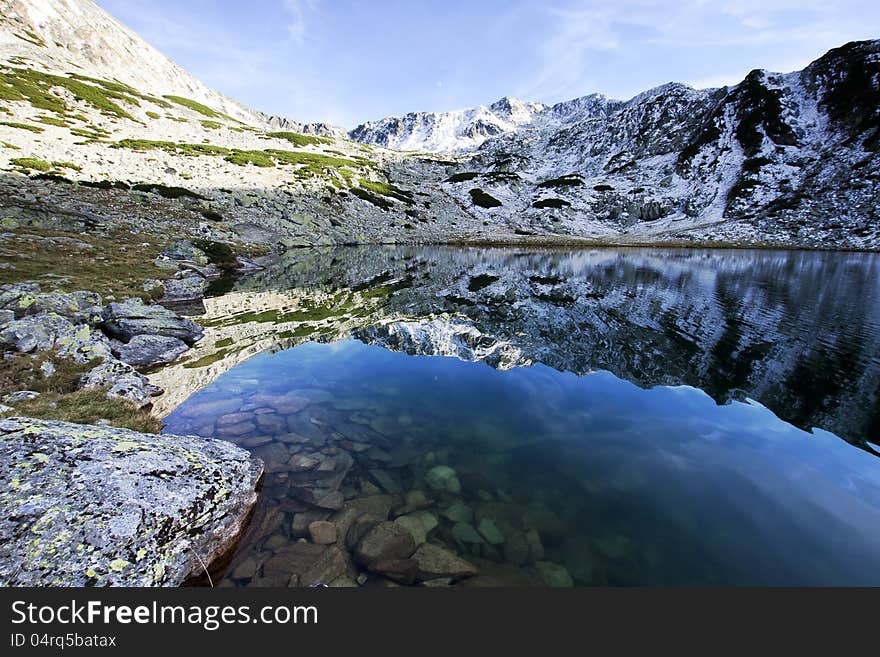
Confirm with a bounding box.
[161,246,880,586]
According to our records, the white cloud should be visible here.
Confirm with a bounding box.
[519,0,880,102]
[282,0,319,46]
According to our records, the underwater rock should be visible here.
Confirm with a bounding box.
[532,561,574,587]
[0,417,263,586]
[411,543,478,581]
[452,522,485,544]
[308,520,338,545]
[424,465,461,494]
[353,521,416,567]
[477,517,506,545]
[395,510,439,546]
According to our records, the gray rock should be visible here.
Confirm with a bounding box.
[0,417,262,586]
[395,511,438,546]
[424,465,461,493]
[300,545,349,587]
[532,561,574,587]
[102,298,203,345]
[155,240,208,267]
[0,312,113,362]
[452,522,484,544]
[308,520,337,545]
[412,543,478,581]
[291,509,331,537]
[39,360,55,377]
[441,501,473,524]
[116,335,189,368]
[2,390,40,403]
[161,275,208,303]
[353,521,416,566]
[0,404,12,413]
[477,517,505,544]
[79,360,162,408]
[370,558,418,585]
[0,284,101,321]
[261,543,327,587]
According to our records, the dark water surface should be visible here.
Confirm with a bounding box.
[163,246,880,586]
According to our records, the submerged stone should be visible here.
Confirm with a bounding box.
[411,543,478,581]
[424,465,461,493]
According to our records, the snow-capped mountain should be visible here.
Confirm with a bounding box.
[382,40,879,248]
[349,96,547,151]
[0,0,877,249]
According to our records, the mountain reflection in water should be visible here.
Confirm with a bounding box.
[159,246,880,586]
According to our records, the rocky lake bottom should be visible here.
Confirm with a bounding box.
[160,246,880,587]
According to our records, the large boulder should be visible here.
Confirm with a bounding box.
[0,417,263,586]
[102,298,203,345]
[116,335,189,368]
[0,283,101,320]
[161,275,209,303]
[411,543,479,581]
[0,312,113,362]
[353,521,416,567]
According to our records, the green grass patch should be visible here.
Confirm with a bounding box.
[0,120,43,133]
[200,119,223,130]
[114,139,231,157]
[224,150,275,167]
[351,187,392,210]
[145,110,160,119]
[51,161,81,171]
[469,188,502,208]
[10,157,51,171]
[0,228,171,300]
[35,115,69,127]
[267,131,333,147]
[163,95,224,118]
[357,179,414,204]
[0,67,139,119]
[2,386,162,433]
[1,141,19,150]
[190,239,237,270]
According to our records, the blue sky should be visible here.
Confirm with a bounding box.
[96,0,880,128]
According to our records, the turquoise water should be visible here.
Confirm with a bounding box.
[164,338,880,586]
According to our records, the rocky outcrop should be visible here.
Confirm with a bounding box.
[0,417,263,586]
[0,283,203,407]
[102,298,203,345]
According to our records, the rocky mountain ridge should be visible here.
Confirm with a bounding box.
[0,0,878,253]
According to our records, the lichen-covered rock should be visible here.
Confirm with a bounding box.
[161,275,208,303]
[0,312,113,362]
[0,283,101,320]
[102,298,203,345]
[0,417,263,586]
[116,334,189,368]
[79,360,163,407]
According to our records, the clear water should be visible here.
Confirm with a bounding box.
[162,246,880,586]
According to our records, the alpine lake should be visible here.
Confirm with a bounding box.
[159,246,880,587]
